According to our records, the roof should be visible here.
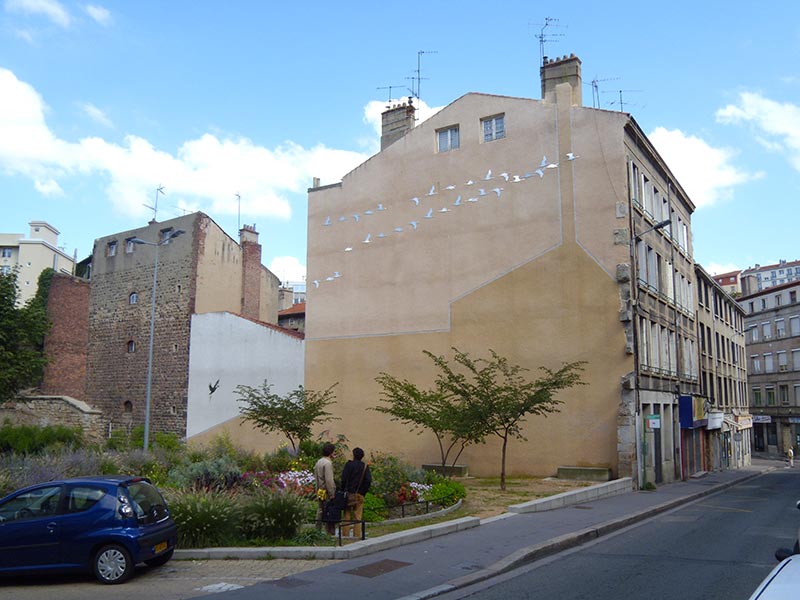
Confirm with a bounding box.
[742,259,800,274]
[279,302,305,316]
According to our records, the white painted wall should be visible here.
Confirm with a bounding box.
[186,312,304,438]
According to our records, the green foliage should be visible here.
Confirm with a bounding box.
[426,480,466,507]
[238,489,309,541]
[361,492,388,522]
[263,447,295,473]
[236,380,339,452]
[367,452,424,504]
[0,422,83,454]
[166,490,240,548]
[0,269,51,402]
[167,455,243,491]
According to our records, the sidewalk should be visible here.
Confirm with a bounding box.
[180,460,776,600]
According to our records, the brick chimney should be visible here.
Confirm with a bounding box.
[380,98,416,150]
[541,54,582,106]
[239,224,261,320]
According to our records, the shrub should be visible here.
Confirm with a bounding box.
[239,489,309,541]
[263,447,295,474]
[368,452,425,506]
[426,480,466,507]
[168,455,243,492]
[166,490,240,548]
[361,492,388,522]
[0,423,83,454]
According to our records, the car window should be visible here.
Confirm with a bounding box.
[125,481,169,523]
[66,486,106,513]
[0,485,61,522]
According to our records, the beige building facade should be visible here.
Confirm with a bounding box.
[305,56,699,486]
[0,221,75,304]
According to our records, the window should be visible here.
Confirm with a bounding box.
[127,340,136,353]
[764,353,774,372]
[751,355,761,373]
[160,228,174,242]
[753,388,762,406]
[793,349,800,370]
[126,239,136,253]
[776,294,782,307]
[780,385,789,405]
[778,351,788,370]
[0,485,61,521]
[767,387,776,406]
[129,292,138,305]
[66,486,105,513]
[776,319,786,338]
[437,126,460,152]
[0,248,11,258]
[761,298,767,310]
[791,316,800,336]
[762,322,772,339]
[791,291,797,304]
[107,241,117,257]
[123,400,132,413]
[481,114,505,142]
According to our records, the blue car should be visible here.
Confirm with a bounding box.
[0,475,177,584]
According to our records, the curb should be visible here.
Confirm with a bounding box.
[400,468,771,599]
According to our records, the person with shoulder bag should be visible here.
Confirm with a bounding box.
[340,447,371,538]
[314,443,337,535]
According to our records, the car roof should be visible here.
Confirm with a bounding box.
[749,556,800,600]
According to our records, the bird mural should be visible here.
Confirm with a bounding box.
[208,379,220,396]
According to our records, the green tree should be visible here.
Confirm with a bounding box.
[373,372,479,468]
[236,381,339,453]
[427,348,586,490]
[0,269,51,402]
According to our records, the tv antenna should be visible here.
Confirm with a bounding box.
[409,50,437,101]
[143,185,164,221]
[604,89,642,112]
[535,17,565,66]
[377,84,405,105]
[589,76,621,109]
[235,192,241,231]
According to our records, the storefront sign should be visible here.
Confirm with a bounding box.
[679,395,707,429]
[707,411,724,430]
[736,415,753,428]
[788,417,800,424]
[646,414,661,430]
[752,415,772,423]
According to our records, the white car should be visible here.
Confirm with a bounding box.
[749,555,800,599]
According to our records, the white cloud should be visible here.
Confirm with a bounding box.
[14,29,35,43]
[84,4,110,26]
[5,0,71,28]
[268,256,306,284]
[34,177,62,196]
[648,127,758,209]
[82,102,113,128]
[0,67,368,222]
[716,91,800,171]
[703,262,741,276]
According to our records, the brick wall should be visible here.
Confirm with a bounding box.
[241,239,262,320]
[41,274,90,400]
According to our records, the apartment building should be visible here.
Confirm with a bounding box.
[0,221,75,305]
[305,55,701,487]
[741,259,800,295]
[741,280,800,455]
[712,270,742,297]
[695,266,750,471]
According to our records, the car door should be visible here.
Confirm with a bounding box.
[53,484,112,567]
[0,484,63,570]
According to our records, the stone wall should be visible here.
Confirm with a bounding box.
[0,395,105,444]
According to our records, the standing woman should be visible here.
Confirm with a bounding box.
[340,447,371,538]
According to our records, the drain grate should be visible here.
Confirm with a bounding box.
[344,559,412,578]
[270,577,313,588]
[572,504,593,510]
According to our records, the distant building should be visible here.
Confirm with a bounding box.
[740,280,800,456]
[0,221,75,304]
[711,270,742,297]
[740,259,800,295]
[278,301,305,334]
[695,265,750,471]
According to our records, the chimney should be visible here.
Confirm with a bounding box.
[380,98,416,150]
[239,224,261,320]
[541,54,582,106]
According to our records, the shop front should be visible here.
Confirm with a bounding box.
[679,395,707,479]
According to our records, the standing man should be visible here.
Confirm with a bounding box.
[314,442,337,535]
[340,447,371,539]
[788,446,795,468]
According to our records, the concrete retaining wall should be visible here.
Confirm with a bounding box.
[507,477,633,513]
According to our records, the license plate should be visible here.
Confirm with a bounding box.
[154,541,167,554]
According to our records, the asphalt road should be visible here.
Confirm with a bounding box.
[438,468,800,600]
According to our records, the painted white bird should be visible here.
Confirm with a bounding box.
[499,172,509,181]
[511,175,523,183]
[394,227,403,233]
[323,216,331,226]
[338,216,347,222]
[377,232,386,238]
[428,184,437,196]
[377,203,386,211]
[326,276,334,281]
[465,180,475,186]
[353,213,360,222]
[545,162,559,169]
[453,195,462,206]
[566,152,579,161]
[364,209,374,215]
[467,197,479,203]
[411,197,420,206]
[534,168,544,178]
[334,271,341,278]
[492,188,503,197]
[445,185,456,190]
[313,280,320,288]
[484,169,493,180]
[439,207,450,213]
[409,221,418,230]
[344,246,353,252]
[425,208,434,218]
[479,189,487,196]
[363,233,371,243]
[540,155,548,168]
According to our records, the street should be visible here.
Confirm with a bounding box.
[440,468,800,600]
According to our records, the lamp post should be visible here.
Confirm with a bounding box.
[130,229,185,450]
[630,218,671,488]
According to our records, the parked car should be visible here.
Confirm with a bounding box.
[748,555,800,600]
[0,475,177,584]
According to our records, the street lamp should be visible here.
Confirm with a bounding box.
[130,229,185,450]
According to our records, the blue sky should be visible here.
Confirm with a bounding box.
[2,1,799,283]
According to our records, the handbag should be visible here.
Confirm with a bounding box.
[321,500,341,522]
[346,463,367,508]
[331,489,348,510]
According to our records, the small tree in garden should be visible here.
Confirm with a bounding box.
[236,381,338,453]
[428,348,586,490]
[373,373,480,468]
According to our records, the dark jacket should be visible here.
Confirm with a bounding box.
[340,459,371,495]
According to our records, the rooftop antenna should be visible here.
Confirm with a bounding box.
[604,89,643,112]
[143,185,164,221]
[235,192,241,231]
[377,85,405,106]
[410,50,437,101]
[535,17,565,66]
[589,76,621,109]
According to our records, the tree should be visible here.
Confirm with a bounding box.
[236,380,338,453]
[373,372,480,468]
[0,269,51,403]
[427,348,586,490]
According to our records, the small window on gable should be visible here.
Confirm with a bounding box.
[107,241,117,257]
[481,114,505,142]
[123,401,133,413]
[1,248,12,258]
[160,228,174,243]
[126,239,135,253]
[127,340,136,353]
[437,126,459,152]
[129,292,138,305]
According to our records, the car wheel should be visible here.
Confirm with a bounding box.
[93,544,134,584]
[144,548,174,568]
